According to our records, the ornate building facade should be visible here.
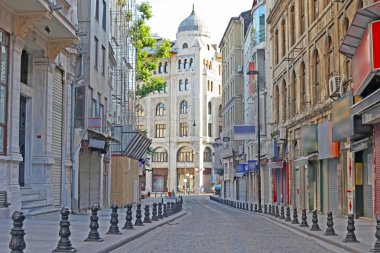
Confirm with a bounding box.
[137,7,222,194]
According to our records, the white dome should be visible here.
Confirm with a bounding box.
[177,7,208,35]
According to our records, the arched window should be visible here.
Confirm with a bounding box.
[207,44,210,51]
[300,62,306,111]
[180,100,188,114]
[136,104,144,117]
[179,80,183,91]
[274,29,279,64]
[292,70,297,116]
[300,0,305,35]
[177,147,193,162]
[203,147,212,162]
[152,147,168,162]
[158,62,163,73]
[275,85,280,123]
[184,59,188,69]
[313,50,320,105]
[290,5,295,46]
[209,61,212,70]
[208,101,212,115]
[164,61,168,73]
[189,58,193,68]
[211,81,214,91]
[282,80,287,122]
[178,59,182,70]
[219,105,222,117]
[327,36,334,98]
[281,20,286,58]
[185,79,189,90]
[156,103,166,116]
[182,43,188,49]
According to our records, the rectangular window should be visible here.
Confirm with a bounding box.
[0,31,9,154]
[20,50,28,84]
[102,0,106,30]
[101,45,105,75]
[300,1,305,34]
[219,126,222,137]
[155,124,166,138]
[137,125,145,131]
[314,0,319,21]
[95,0,99,20]
[180,122,188,137]
[100,104,104,131]
[94,37,99,70]
[208,123,212,137]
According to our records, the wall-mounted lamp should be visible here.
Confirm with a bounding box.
[49,2,63,11]
[44,26,51,34]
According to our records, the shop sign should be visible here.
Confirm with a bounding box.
[301,125,318,154]
[318,121,339,159]
[351,138,370,152]
[248,160,258,172]
[352,20,380,96]
[236,164,247,173]
[332,92,353,141]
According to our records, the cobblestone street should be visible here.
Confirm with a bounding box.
[111,196,341,253]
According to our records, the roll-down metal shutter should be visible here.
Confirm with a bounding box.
[363,146,373,218]
[239,178,247,202]
[52,68,64,206]
[375,124,380,215]
[316,163,321,211]
[328,160,338,214]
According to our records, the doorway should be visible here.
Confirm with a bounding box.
[19,96,27,187]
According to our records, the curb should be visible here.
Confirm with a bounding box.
[209,200,367,253]
[95,210,187,253]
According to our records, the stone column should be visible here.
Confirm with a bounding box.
[169,142,177,193]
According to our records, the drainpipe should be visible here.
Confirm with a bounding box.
[70,45,84,212]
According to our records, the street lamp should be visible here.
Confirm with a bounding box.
[247,61,262,213]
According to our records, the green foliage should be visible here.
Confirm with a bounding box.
[117,0,126,7]
[127,1,172,98]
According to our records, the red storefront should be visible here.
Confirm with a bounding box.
[340,2,380,218]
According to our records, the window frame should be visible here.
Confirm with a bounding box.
[179,122,188,137]
[0,30,9,155]
[180,100,188,114]
[156,103,166,116]
[155,124,166,138]
[102,0,106,30]
[94,36,99,70]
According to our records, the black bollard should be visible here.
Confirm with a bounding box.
[170,202,174,215]
[280,206,285,219]
[163,203,168,218]
[9,211,26,253]
[264,204,268,214]
[246,203,249,211]
[134,203,144,226]
[84,205,103,242]
[299,209,309,227]
[250,203,253,212]
[275,206,280,218]
[292,208,300,224]
[107,203,121,235]
[285,206,291,222]
[151,203,158,221]
[324,211,337,236]
[254,203,258,212]
[343,214,359,243]
[258,204,262,213]
[310,210,321,231]
[143,205,152,223]
[157,203,163,219]
[268,205,272,215]
[53,207,76,252]
[123,204,134,230]
[371,217,380,252]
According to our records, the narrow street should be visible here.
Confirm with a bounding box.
[111,196,338,253]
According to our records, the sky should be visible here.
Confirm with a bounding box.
[137,0,253,43]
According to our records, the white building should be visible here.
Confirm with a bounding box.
[0,0,79,217]
[137,7,222,194]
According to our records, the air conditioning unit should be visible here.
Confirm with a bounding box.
[329,75,344,99]
[237,65,243,74]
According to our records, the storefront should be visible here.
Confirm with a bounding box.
[340,2,380,218]
[177,168,195,193]
[152,168,168,192]
[235,164,247,201]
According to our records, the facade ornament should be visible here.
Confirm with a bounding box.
[46,39,79,60]
[15,12,53,39]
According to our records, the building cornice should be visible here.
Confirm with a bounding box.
[266,0,291,25]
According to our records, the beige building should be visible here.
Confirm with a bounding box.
[266,0,366,216]
[137,7,222,194]
[219,11,251,201]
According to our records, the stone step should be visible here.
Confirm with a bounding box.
[21,198,47,208]
[21,193,42,201]
[23,205,60,217]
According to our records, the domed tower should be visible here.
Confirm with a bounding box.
[176,4,210,39]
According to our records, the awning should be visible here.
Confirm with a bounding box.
[294,153,318,167]
[111,125,151,160]
[268,161,284,169]
[340,2,380,58]
[86,129,120,153]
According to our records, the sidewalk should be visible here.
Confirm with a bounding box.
[0,198,186,253]
[211,198,377,253]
